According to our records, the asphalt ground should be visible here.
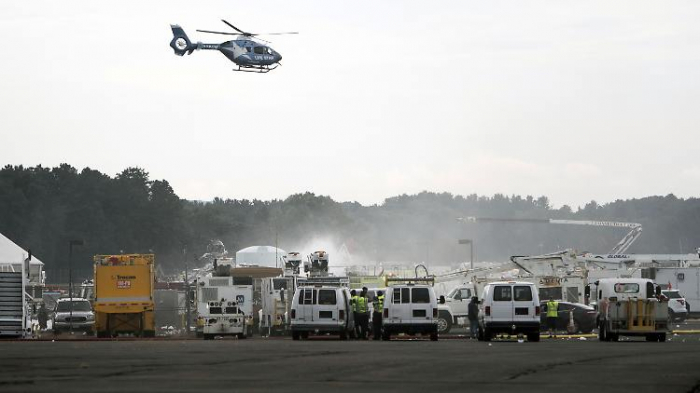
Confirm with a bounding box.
[2,334,700,393]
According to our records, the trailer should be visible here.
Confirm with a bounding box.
[93,254,156,337]
[0,270,29,338]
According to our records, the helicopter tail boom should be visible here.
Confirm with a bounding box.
[170,25,195,56]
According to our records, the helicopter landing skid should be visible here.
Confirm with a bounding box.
[233,64,279,73]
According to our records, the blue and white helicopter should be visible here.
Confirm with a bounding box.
[169,20,297,73]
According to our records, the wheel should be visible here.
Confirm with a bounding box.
[430,332,438,341]
[658,333,666,342]
[339,331,348,340]
[609,333,619,342]
[436,312,452,334]
[237,333,247,339]
[381,331,390,341]
[598,324,606,342]
[483,328,492,342]
[301,332,309,340]
[203,334,214,340]
[645,334,656,342]
[292,331,300,340]
[528,332,540,342]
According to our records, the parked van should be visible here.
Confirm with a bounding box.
[382,282,444,341]
[478,281,541,342]
[290,286,354,340]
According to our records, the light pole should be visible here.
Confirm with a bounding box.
[183,247,191,336]
[458,239,474,269]
[68,239,84,334]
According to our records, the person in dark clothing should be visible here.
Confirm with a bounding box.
[467,296,479,339]
[37,303,48,330]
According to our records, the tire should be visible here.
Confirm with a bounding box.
[658,333,666,342]
[382,331,390,341]
[301,332,309,340]
[528,332,540,342]
[238,333,247,339]
[203,334,214,340]
[430,332,438,341]
[436,312,452,334]
[483,328,492,342]
[339,331,348,340]
[645,334,656,342]
[292,331,300,341]
[609,333,619,342]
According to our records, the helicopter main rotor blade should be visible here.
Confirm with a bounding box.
[196,29,238,35]
[221,19,247,34]
[259,32,299,35]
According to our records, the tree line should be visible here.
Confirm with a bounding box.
[1,164,698,283]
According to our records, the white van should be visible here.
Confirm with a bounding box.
[382,283,444,341]
[478,281,540,342]
[290,286,355,340]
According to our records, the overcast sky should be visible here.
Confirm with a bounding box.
[1,1,699,208]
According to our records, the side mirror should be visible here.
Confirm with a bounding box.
[439,295,445,304]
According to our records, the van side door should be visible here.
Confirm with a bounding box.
[512,285,536,323]
[490,285,513,322]
[410,287,432,322]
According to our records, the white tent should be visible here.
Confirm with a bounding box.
[0,232,45,286]
[235,246,286,267]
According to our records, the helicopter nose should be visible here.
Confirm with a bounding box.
[276,53,282,63]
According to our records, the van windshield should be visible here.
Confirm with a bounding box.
[493,286,512,301]
[412,288,430,303]
[514,286,533,301]
[57,301,91,312]
[318,290,337,305]
[614,283,639,293]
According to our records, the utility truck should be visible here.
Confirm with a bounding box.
[195,275,250,339]
[94,254,155,337]
[587,278,668,342]
[259,276,295,336]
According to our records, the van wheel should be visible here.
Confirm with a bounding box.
[339,331,348,340]
[437,311,452,334]
[527,332,540,342]
[203,334,213,340]
[292,331,300,341]
[301,332,309,340]
[658,333,666,342]
[598,325,606,342]
[430,332,438,341]
[609,333,619,342]
[645,334,656,342]
[382,332,390,341]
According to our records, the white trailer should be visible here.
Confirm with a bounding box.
[643,267,700,314]
[0,261,29,337]
[195,275,252,339]
[259,276,295,336]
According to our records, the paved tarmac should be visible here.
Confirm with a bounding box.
[1,335,699,393]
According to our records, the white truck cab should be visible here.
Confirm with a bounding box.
[478,281,541,342]
[382,278,445,341]
[290,284,354,340]
[436,284,477,334]
[587,278,668,342]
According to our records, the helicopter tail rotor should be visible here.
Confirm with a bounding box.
[170,25,195,56]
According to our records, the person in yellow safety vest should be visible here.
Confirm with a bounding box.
[546,297,559,338]
[350,289,360,339]
[372,290,385,341]
[356,287,370,339]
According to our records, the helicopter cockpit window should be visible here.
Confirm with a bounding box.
[254,46,265,54]
[246,47,251,53]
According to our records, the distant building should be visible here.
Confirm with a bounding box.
[235,246,287,268]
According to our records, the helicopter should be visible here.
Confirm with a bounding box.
[169,20,297,73]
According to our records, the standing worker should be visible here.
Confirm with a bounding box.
[372,290,384,340]
[37,303,48,331]
[467,296,479,339]
[357,287,370,339]
[350,289,359,339]
[546,297,559,338]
